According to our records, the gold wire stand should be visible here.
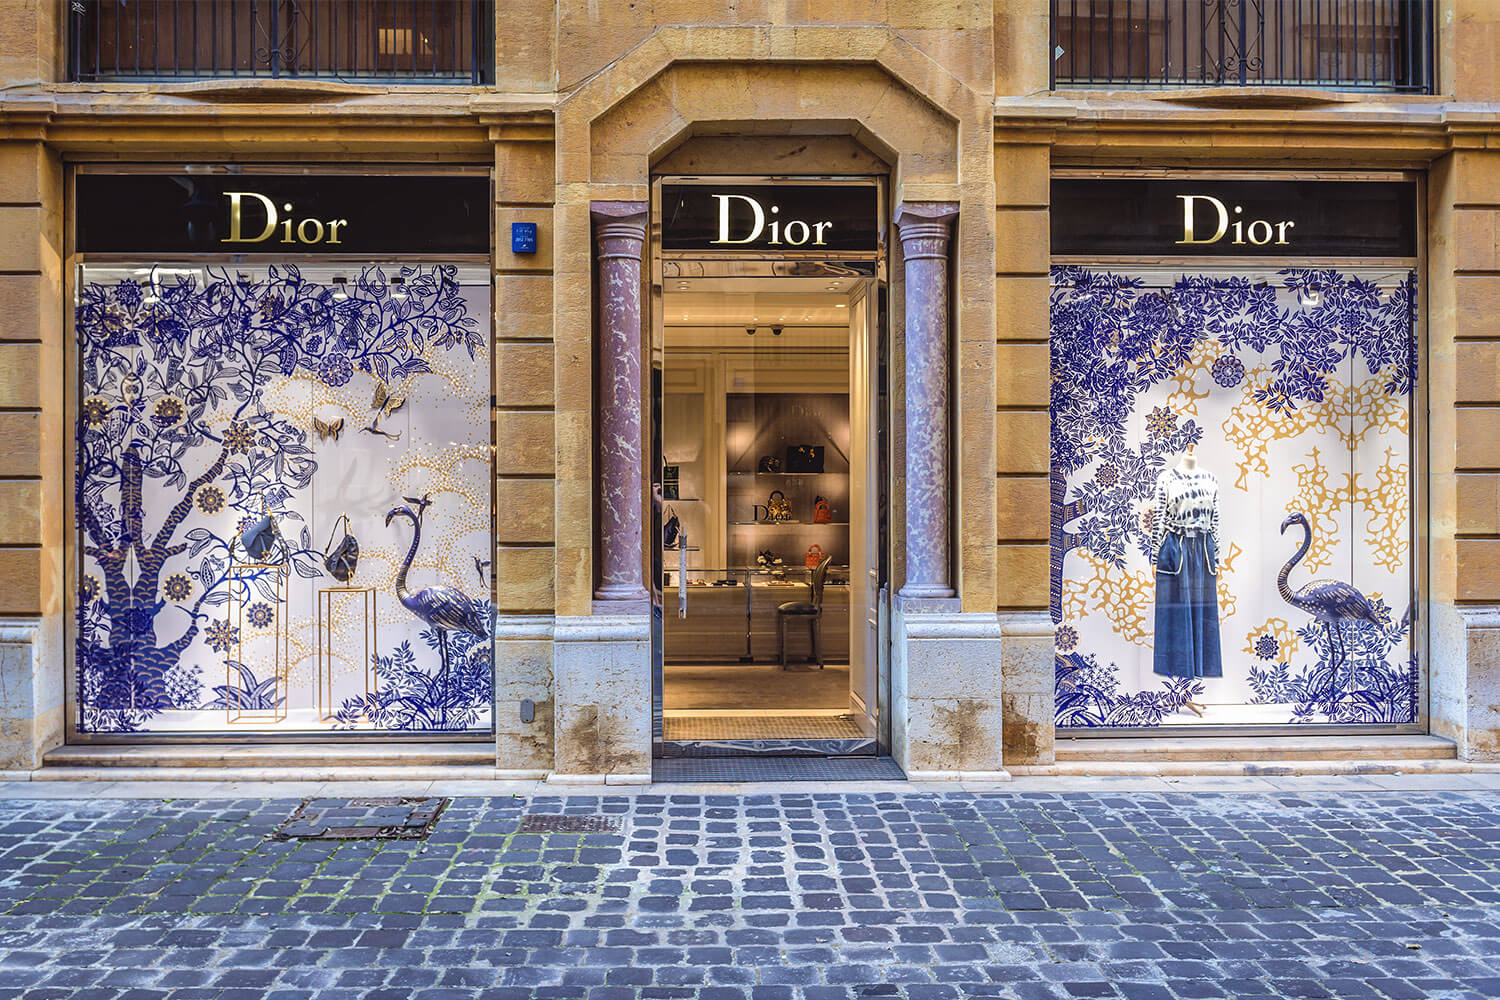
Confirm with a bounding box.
[317,586,377,723]
[226,562,288,725]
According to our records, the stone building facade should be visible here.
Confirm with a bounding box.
[1,1,1496,778]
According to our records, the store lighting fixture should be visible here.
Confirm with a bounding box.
[332,277,349,301]
[390,276,407,300]
[835,303,847,309]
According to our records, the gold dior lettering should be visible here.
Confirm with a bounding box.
[710,193,833,246]
[1175,194,1294,247]
[222,192,348,245]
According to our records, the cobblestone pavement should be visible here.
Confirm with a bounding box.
[2,789,1500,999]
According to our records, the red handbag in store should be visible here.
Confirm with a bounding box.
[813,496,832,524]
[804,544,825,567]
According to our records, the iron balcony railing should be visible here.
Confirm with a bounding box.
[69,0,491,84]
[1051,0,1435,92]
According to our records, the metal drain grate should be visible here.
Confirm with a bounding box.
[518,814,624,834]
[275,797,448,840]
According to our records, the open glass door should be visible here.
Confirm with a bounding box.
[654,272,884,756]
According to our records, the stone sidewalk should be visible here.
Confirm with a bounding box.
[1,779,1498,999]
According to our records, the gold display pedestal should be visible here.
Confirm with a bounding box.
[226,562,289,725]
[318,586,377,722]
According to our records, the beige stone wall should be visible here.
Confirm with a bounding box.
[993,136,1050,613]
[0,139,64,767]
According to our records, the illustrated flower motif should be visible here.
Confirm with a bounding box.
[1140,508,1156,537]
[196,485,225,515]
[81,396,110,428]
[1211,354,1246,389]
[237,515,257,538]
[259,296,284,321]
[97,305,132,346]
[1055,623,1079,653]
[246,602,275,629]
[163,573,193,602]
[113,279,144,311]
[151,396,185,429]
[318,353,354,387]
[223,421,257,454]
[1253,633,1279,660]
[79,575,100,604]
[164,664,203,711]
[204,620,239,653]
[1145,406,1177,440]
[1093,464,1120,488]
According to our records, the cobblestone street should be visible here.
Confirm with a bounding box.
[2,784,1499,999]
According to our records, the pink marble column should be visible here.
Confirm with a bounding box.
[897,202,959,601]
[592,202,649,607]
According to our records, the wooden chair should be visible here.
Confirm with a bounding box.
[777,554,832,670]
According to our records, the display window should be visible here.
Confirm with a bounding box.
[69,170,494,737]
[1049,176,1420,730]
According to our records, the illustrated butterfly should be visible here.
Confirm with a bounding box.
[312,416,344,442]
[371,381,407,420]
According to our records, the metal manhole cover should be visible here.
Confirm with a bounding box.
[275,797,449,840]
[518,814,624,834]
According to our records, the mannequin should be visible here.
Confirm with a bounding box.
[1151,445,1223,713]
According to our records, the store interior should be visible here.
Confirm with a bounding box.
[659,275,881,745]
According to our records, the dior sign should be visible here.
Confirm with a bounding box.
[1051,178,1417,258]
[76,173,490,254]
[1175,194,1295,247]
[661,183,880,253]
[222,192,348,245]
[709,194,835,247]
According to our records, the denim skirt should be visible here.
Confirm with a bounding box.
[1152,530,1223,679]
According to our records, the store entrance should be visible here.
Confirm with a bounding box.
[653,273,887,756]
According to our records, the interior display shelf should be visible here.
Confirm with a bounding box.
[727,520,850,526]
[663,497,704,502]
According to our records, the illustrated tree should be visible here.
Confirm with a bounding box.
[75,264,483,731]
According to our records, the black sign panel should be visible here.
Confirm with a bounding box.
[661,183,879,252]
[1051,179,1417,258]
[76,173,490,255]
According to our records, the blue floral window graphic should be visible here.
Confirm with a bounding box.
[75,264,495,734]
[1050,266,1417,728]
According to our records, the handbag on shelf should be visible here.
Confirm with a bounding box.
[813,496,833,524]
[236,498,284,564]
[786,445,824,474]
[767,490,792,522]
[663,505,681,549]
[662,465,680,500]
[804,544,825,568]
[322,513,360,583]
[758,455,783,474]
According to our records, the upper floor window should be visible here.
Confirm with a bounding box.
[69,0,492,84]
[1051,0,1435,93]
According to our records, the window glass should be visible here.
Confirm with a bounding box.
[75,263,493,734]
[1051,265,1416,727]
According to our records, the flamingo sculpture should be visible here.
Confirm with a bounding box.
[1278,511,1384,697]
[385,494,488,728]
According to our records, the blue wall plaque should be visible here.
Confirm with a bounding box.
[510,221,538,254]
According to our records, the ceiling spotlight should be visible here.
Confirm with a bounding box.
[834,303,847,309]
[746,327,757,337]
[771,325,783,336]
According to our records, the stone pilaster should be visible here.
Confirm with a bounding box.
[591,202,649,609]
[896,203,959,602]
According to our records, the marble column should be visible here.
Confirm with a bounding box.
[897,202,959,602]
[592,202,649,607]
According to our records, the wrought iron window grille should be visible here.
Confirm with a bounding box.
[69,0,492,85]
[1050,0,1435,93]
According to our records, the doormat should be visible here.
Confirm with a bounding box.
[653,756,906,782]
[518,814,625,834]
[274,797,448,840]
